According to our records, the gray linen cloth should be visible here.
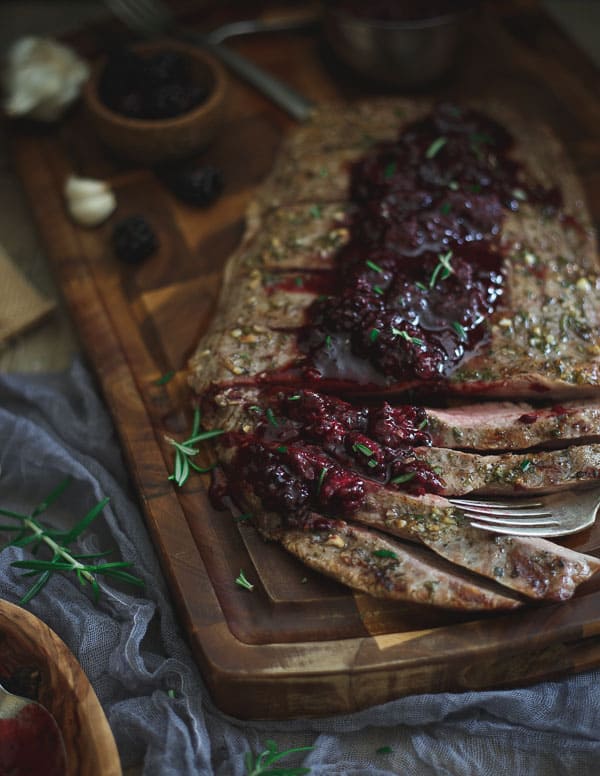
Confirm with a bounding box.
[0,358,599,775]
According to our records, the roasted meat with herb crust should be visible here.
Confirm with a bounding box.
[189,99,600,609]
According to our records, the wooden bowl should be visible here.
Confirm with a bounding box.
[0,599,120,775]
[83,40,228,165]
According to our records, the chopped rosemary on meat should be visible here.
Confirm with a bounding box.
[353,442,373,457]
[393,328,423,346]
[276,445,288,453]
[452,321,468,342]
[287,394,301,401]
[317,467,327,494]
[425,136,447,159]
[373,284,384,295]
[390,472,416,485]
[372,549,398,559]
[369,327,380,342]
[266,408,279,427]
[429,250,453,288]
[415,281,428,291]
[439,201,452,215]
[384,160,397,179]
[520,459,533,472]
[366,259,384,274]
[308,204,322,219]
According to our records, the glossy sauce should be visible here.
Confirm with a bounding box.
[300,103,561,386]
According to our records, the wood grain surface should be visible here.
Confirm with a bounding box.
[0,599,120,775]
[7,0,600,718]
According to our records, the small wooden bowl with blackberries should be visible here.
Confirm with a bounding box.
[83,40,227,165]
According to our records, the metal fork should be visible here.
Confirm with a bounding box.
[449,487,600,537]
[104,0,315,121]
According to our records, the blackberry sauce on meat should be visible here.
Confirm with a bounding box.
[300,103,560,385]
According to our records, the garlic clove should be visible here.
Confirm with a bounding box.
[3,37,90,123]
[64,175,111,200]
[64,174,117,227]
[67,192,117,227]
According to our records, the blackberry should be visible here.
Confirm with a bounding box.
[147,82,207,120]
[112,216,158,264]
[145,51,188,84]
[159,164,223,206]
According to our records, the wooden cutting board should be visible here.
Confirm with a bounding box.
[9,1,600,719]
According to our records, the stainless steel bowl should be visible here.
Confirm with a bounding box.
[323,4,473,88]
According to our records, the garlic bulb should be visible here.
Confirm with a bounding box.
[64,175,116,227]
[3,37,89,122]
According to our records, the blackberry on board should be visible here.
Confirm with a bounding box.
[159,164,223,206]
[112,215,158,264]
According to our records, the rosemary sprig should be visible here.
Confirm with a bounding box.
[166,407,223,487]
[0,478,144,604]
[245,740,314,776]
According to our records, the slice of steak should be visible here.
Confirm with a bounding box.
[426,400,600,451]
[353,487,600,601]
[413,444,600,495]
[230,483,522,611]
[277,519,523,611]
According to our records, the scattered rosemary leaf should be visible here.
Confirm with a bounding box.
[166,410,224,487]
[418,418,429,430]
[153,370,175,386]
[235,513,253,523]
[448,180,459,191]
[415,281,428,291]
[425,136,447,159]
[325,334,333,349]
[287,394,301,401]
[439,201,452,215]
[276,445,288,454]
[294,276,304,287]
[244,740,314,776]
[235,570,254,591]
[373,549,398,559]
[520,459,533,472]
[451,321,468,342]
[373,284,384,296]
[308,204,322,219]
[369,327,380,342]
[376,746,393,755]
[367,459,378,469]
[249,405,262,413]
[167,689,177,699]
[353,442,373,457]
[391,472,416,485]
[366,259,384,274]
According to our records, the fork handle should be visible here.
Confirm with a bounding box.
[182,32,315,122]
